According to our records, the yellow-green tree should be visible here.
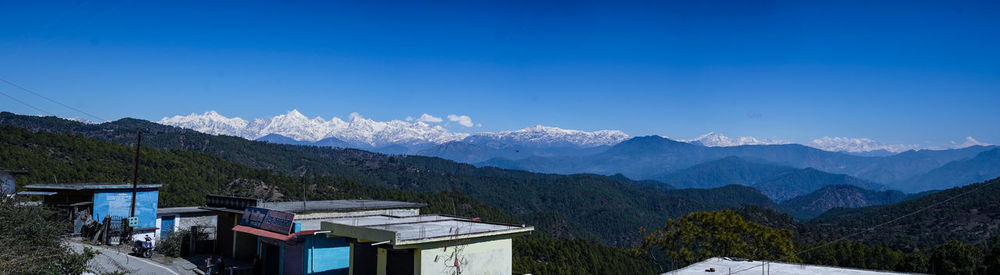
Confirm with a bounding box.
[640,209,797,267]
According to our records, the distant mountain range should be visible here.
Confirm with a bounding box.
[159,110,629,155]
[6,111,999,249]
[157,110,989,158]
[88,110,1000,193]
[481,135,998,192]
[653,156,887,202]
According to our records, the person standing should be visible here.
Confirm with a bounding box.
[204,256,215,275]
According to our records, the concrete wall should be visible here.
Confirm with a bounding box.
[156,214,217,239]
[415,238,512,275]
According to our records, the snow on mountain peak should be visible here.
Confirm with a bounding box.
[157,110,631,149]
[159,111,249,136]
[809,137,917,153]
[952,136,992,149]
[684,132,789,147]
[470,125,631,147]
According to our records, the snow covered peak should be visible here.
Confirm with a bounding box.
[67,117,99,124]
[159,111,250,137]
[809,137,917,153]
[158,110,470,147]
[684,132,789,147]
[157,110,630,149]
[469,125,631,147]
[952,136,992,149]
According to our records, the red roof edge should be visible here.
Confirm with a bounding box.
[232,225,320,241]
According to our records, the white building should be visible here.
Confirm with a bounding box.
[155,206,217,240]
[320,215,533,275]
[665,257,924,275]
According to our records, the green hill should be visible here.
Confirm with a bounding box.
[779,185,912,221]
[0,112,776,247]
[0,123,657,274]
[804,177,1000,251]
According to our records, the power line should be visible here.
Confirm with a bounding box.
[729,179,998,274]
[0,76,106,122]
[0,88,56,116]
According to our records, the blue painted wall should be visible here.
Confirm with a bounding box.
[0,173,15,194]
[307,236,350,275]
[92,189,159,228]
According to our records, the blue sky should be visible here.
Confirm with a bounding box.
[1,1,998,146]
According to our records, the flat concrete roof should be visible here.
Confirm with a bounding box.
[321,215,533,246]
[666,257,923,275]
[24,183,162,191]
[371,219,528,242]
[260,200,426,214]
[297,214,459,231]
[158,206,214,215]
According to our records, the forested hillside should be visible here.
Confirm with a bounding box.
[805,177,1000,251]
[0,123,656,274]
[779,185,912,220]
[0,113,778,247]
[655,156,887,201]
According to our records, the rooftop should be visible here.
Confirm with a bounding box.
[158,206,214,215]
[297,214,459,231]
[260,199,426,214]
[321,215,533,246]
[0,170,28,175]
[24,183,162,191]
[665,257,922,275]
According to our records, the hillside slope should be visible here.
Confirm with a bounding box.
[0,124,658,274]
[780,185,911,221]
[804,177,1000,251]
[654,156,887,201]
[751,168,887,202]
[654,156,796,189]
[0,113,775,246]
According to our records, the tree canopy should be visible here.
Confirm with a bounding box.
[639,209,797,267]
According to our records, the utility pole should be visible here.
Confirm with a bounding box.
[130,130,142,218]
[302,172,307,212]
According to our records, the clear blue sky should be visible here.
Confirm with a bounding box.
[1,1,998,146]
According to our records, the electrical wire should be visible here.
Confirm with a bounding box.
[0,76,106,122]
[0,88,56,116]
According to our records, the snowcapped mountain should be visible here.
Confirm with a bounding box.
[684,132,788,147]
[159,110,989,156]
[466,125,629,148]
[159,110,469,148]
[158,110,627,150]
[159,110,250,137]
[809,137,917,153]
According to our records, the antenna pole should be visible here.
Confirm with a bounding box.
[130,130,142,217]
[302,173,307,212]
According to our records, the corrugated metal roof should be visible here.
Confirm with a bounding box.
[157,206,214,215]
[24,183,162,191]
[260,200,426,213]
[16,191,57,196]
